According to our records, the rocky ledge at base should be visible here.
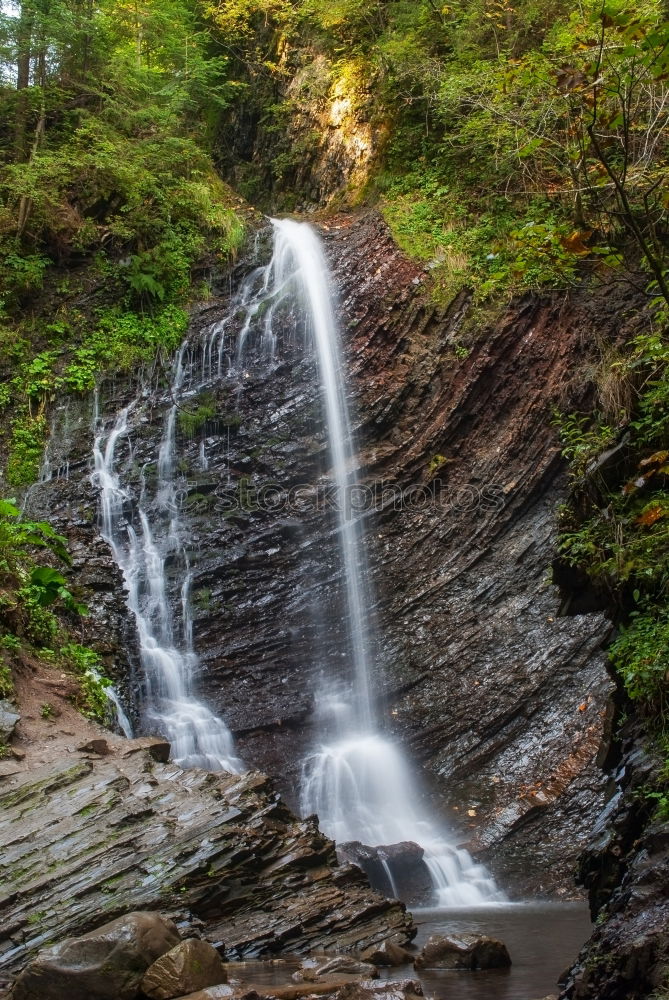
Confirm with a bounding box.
[0,739,414,993]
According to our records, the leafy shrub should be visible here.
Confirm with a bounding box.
[59,642,112,722]
[6,413,48,487]
[178,393,217,436]
[0,656,14,698]
[610,605,669,716]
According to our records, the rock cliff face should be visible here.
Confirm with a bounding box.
[25,211,640,899]
[559,719,669,1000]
[0,742,413,983]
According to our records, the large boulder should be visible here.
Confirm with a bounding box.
[0,699,20,742]
[314,958,378,979]
[337,842,432,904]
[413,933,511,971]
[11,911,180,1000]
[292,956,378,985]
[141,939,226,1000]
[360,940,414,967]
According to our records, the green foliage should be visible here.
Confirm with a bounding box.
[0,498,80,651]
[0,498,70,575]
[6,413,47,487]
[15,585,60,645]
[178,392,217,436]
[59,642,112,722]
[552,411,616,481]
[318,0,668,300]
[0,656,13,698]
[611,604,669,713]
[556,331,669,731]
[62,305,189,393]
[0,0,246,498]
[0,498,112,720]
[29,567,87,616]
[1,253,49,307]
[40,702,55,719]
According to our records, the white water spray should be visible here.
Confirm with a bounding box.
[92,391,242,772]
[89,217,502,905]
[265,220,503,906]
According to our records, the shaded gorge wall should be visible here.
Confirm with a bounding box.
[25,212,645,898]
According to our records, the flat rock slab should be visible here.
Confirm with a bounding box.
[177,979,424,1000]
[0,751,413,979]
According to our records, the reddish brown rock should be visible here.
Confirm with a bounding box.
[414,933,511,971]
[11,911,180,1000]
[142,938,226,999]
[360,940,414,967]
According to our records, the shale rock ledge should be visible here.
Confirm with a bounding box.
[0,743,414,985]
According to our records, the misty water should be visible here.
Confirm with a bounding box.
[93,219,509,905]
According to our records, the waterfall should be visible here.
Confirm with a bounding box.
[90,216,502,905]
[91,386,242,773]
[261,220,503,907]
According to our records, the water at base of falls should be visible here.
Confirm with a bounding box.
[270,220,504,907]
[300,733,502,906]
[89,216,503,907]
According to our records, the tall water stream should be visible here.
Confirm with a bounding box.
[92,218,502,906]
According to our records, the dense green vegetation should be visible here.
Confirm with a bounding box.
[203,0,668,302]
[0,498,112,739]
[1,0,668,757]
[556,328,669,720]
[0,0,247,485]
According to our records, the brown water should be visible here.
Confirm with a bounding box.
[226,902,590,1000]
[404,902,590,999]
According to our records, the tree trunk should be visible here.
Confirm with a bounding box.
[14,1,34,163]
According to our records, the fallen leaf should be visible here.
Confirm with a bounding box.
[640,450,669,467]
[636,505,666,526]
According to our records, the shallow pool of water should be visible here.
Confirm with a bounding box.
[225,901,590,1000]
[401,902,590,1000]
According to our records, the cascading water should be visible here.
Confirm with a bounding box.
[90,216,502,905]
[91,383,242,772]
[258,221,503,906]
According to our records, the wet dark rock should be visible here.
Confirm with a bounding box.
[176,988,235,1000]
[24,212,648,898]
[0,700,20,742]
[559,721,669,1000]
[120,736,171,763]
[240,979,372,1000]
[11,911,180,1000]
[211,979,424,1000]
[175,988,235,1000]
[360,940,414,967]
[313,958,378,979]
[0,747,414,985]
[142,939,226,1000]
[413,933,511,971]
[76,737,112,755]
[324,979,424,1000]
[337,843,431,905]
